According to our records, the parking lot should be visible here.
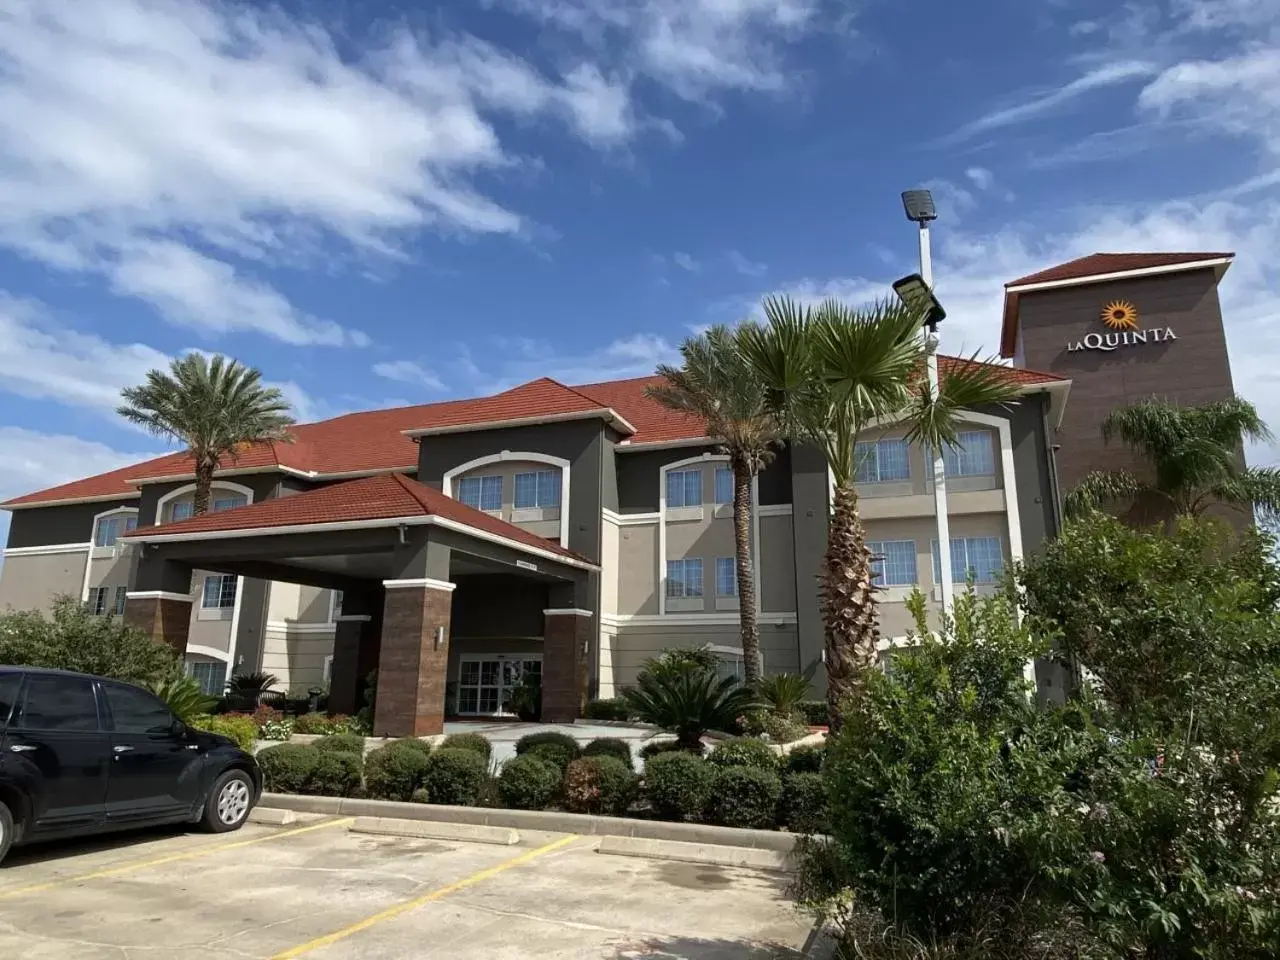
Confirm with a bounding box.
[0,815,814,959]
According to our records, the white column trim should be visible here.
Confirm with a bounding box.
[383,577,457,592]
[441,450,572,547]
[126,590,194,603]
[751,474,762,615]
[4,542,92,557]
[543,607,593,617]
[185,643,231,663]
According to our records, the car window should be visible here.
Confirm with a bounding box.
[16,675,99,733]
[0,673,21,730]
[103,683,175,735]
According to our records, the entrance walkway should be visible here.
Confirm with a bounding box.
[444,721,674,768]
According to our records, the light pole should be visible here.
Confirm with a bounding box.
[895,188,954,617]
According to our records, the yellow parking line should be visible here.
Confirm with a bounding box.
[0,816,355,901]
[271,833,580,959]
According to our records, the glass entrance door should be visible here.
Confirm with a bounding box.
[457,655,542,715]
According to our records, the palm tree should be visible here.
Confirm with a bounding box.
[118,354,295,516]
[1065,397,1280,523]
[738,296,1022,731]
[647,326,781,686]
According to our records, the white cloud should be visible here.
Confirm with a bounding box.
[672,252,701,272]
[1138,48,1280,152]
[0,0,642,348]
[463,332,680,391]
[372,360,447,391]
[0,426,158,509]
[725,250,768,277]
[943,61,1157,143]
[965,167,994,190]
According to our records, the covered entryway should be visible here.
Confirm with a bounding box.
[119,473,599,736]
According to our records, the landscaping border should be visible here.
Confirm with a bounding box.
[261,792,802,852]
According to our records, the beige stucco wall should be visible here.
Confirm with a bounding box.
[267,581,303,621]
[606,622,800,692]
[759,514,796,612]
[450,458,565,542]
[616,521,659,616]
[259,627,335,693]
[87,549,133,594]
[600,516,619,616]
[0,550,88,612]
[296,585,332,623]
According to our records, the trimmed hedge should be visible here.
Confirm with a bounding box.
[707,766,782,829]
[643,751,714,822]
[778,771,828,834]
[190,713,258,752]
[364,740,432,801]
[708,736,779,771]
[582,737,633,769]
[564,756,636,816]
[421,748,489,806]
[640,739,703,761]
[796,700,828,726]
[292,712,333,735]
[313,733,366,755]
[782,743,825,775]
[497,754,561,810]
[257,743,317,794]
[583,697,633,721]
[515,731,580,772]
[440,732,492,761]
[393,737,435,757]
[306,750,363,797]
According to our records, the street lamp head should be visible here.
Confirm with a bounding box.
[892,273,946,330]
[901,189,937,224]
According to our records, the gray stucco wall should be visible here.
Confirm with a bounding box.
[789,444,829,685]
[136,472,289,526]
[6,498,139,549]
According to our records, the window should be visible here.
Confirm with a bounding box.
[93,512,137,547]
[170,500,194,522]
[715,557,737,597]
[457,475,503,511]
[942,431,996,477]
[665,558,704,598]
[932,536,1004,584]
[714,467,733,505]
[16,675,99,732]
[867,540,918,587]
[113,586,127,615]
[855,439,911,483]
[185,660,227,696]
[202,574,238,609]
[513,470,561,509]
[0,673,21,729]
[666,469,702,508]
[86,586,109,615]
[103,682,173,735]
[212,493,248,512]
[332,590,343,618]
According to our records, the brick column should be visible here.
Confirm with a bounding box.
[542,608,592,723]
[373,579,454,737]
[123,591,194,657]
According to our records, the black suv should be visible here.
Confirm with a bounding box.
[0,667,261,865]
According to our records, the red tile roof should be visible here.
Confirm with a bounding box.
[1000,251,1234,357]
[123,473,591,565]
[3,362,1064,509]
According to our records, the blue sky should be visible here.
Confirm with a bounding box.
[1,0,1279,543]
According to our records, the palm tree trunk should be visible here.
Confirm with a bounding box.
[820,483,880,735]
[192,462,214,516]
[732,463,761,686]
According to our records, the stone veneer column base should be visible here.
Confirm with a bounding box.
[542,608,591,723]
[123,594,194,657]
[374,582,453,737]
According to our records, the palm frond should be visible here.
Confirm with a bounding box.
[1210,466,1280,523]
[901,353,1022,452]
[1064,470,1148,518]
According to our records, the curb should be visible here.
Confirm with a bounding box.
[261,793,800,852]
[248,806,297,826]
[598,835,793,873]
[350,816,519,846]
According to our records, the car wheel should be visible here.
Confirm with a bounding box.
[0,800,13,866]
[202,770,255,833]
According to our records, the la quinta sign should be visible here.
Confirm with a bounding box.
[1066,299,1177,354]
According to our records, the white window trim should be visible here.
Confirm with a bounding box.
[455,653,544,716]
[442,451,571,546]
[88,505,140,560]
[155,480,255,526]
[455,474,504,513]
[200,573,238,620]
[658,452,760,618]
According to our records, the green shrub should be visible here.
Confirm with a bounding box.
[708,736,778,770]
[439,732,492,762]
[706,766,782,829]
[392,737,434,757]
[583,697,633,721]
[292,712,331,735]
[420,748,489,806]
[324,713,370,736]
[623,668,761,749]
[149,672,217,721]
[643,751,714,822]
[257,743,318,794]
[639,739,702,761]
[755,673,810,717]
[313,733,365,755]
[638,647,719,681]
[564,756,636,816]
[582,737,633,769]
[515,731,580,771]
[778,772,827,834]
[756,712,808,743]
[796,701,827,727]
[364,740,432,801]
[497,755,561,810]
[305,750,363,797]
[189,713,257,752]
[782,744,825,775]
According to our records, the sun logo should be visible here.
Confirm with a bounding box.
[1102,300,1139,330]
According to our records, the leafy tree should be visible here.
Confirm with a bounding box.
[1066,396,1280,523]
[118,353,294,516]
[622,668,761,750]
[0,596,176,684]
[648,325,781,684]
[738,297,1021,729]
